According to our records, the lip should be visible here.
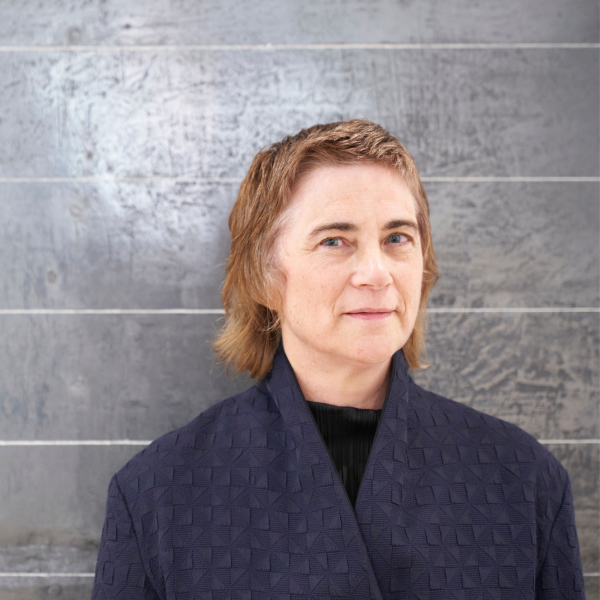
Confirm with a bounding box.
[344,309,394,321]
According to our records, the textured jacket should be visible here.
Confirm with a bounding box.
[92,345,585,599]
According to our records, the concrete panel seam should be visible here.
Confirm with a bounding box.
[0,177,244,183]
[428,308,600,313]
[422,177,600,182]
[0,572,95,577]
[0,43,597,51]
[0,440,153,445]
[537,439,600,444]
[0,177,599,183]
[0,309,226,315]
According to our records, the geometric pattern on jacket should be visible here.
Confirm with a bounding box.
[92,344,585,599]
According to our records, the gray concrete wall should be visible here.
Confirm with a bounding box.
[0,1,598,598]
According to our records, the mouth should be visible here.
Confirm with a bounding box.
[344,309,394,321]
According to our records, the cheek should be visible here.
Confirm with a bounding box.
[396,259,424,305]
[284,263,343,313]
[411,262,424,295]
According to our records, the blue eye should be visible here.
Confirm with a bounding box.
[322,238,341,247]
[387,233,406,244]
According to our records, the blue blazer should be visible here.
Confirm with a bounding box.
[92,346,584,599]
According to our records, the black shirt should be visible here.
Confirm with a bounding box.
[307,400,382,506]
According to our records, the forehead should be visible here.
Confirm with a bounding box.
[290,163,417,223]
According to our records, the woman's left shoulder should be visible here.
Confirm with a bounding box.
[407,379,569,481]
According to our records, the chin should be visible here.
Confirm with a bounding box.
[338,336,405,365]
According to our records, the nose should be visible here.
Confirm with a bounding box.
[350,242,393,290]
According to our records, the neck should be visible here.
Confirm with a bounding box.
[282,338,393,410]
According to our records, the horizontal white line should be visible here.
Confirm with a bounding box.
[0,308,597,316]
[537,439,600,444]
[0,440,152,446]
[0,309,225,315]
[0,177,242,184]
[0,572,95,577]
[428,308,600,313]
[1,439,597,446]
[421,176,600,182]
[0,43,597,52]
[585,573,600,577]
[0,176,597,184]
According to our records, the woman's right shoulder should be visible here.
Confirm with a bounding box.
[112,382,267,485]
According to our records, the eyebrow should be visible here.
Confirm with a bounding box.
[308,219,419,238]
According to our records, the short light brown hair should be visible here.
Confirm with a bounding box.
[213,119,438,379]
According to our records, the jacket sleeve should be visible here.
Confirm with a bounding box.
[536,473,585,599]
[91,475,160,600]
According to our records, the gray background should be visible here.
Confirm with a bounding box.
[0,1,598,598]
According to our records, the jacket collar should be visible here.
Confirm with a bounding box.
[264,342,410,404]
[263,342,410,436]
[261,343,411,598]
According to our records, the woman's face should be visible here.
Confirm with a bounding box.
[276,162,424,368]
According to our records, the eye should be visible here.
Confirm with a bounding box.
[321,237,343,247]
[386,232,408,244]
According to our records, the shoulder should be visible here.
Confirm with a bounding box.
[408,378,569,484]
[112,382,269,488]
[408,380,579,572]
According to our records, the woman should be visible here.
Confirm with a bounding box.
[92,120,584,599]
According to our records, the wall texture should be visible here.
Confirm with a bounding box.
[0,1,598,598]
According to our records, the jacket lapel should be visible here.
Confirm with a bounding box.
[261,345,410,599]
[354,351,411,596]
